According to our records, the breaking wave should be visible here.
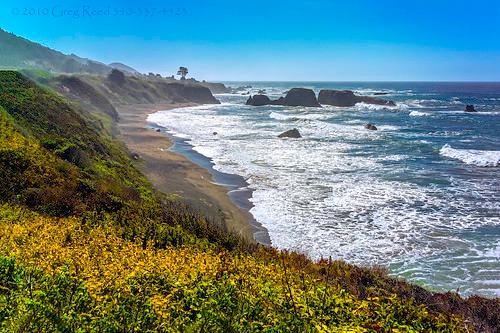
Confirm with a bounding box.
[440,144,500,167]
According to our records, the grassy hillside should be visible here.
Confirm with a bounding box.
[0,71,498,332]
[0,28,112,75]
[0,27,231,96]
[52,73,221,105]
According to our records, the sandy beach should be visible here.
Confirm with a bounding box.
[115,103,258,242]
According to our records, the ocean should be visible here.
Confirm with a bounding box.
[148,82,500,298]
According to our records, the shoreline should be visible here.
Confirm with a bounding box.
[115,102,270,244]
[149,127,271,245]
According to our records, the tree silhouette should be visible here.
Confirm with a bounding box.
[177,66,188,80]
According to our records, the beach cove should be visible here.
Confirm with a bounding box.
[146,82,500,298]
[116,103,270,244]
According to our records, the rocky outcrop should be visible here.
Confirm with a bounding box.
[278,128,301,138]
[318,90,357,107]
[272,97,286,105]
[246,95,272,106]
[364,123,378,130]
[465,105,477,112]
[246,95,286,106]
[358,96,396,106]
[283,88,321,107]
[246,88,393,108]
[246,88,320,107]
[318,90,395,107]
[200,82,231,94]
[164,83,221,104]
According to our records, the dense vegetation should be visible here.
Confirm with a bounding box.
[0,71,498,332]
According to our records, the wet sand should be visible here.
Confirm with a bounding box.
[116,103,269,243]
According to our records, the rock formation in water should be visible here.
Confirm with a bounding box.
[283,88,321,107]
[278,128,302,138]
[465,105,477,112]
[364,123,378,130]
[246,88,320,107]
[245,88,395,108]
[318,90,395,107]
[246,95,272,106]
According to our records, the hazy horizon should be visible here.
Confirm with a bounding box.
[1,0,499,81]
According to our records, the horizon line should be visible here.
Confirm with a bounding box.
[212,80,500,83]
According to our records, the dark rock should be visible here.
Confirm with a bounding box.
[164,83,220,104]
[465,105,477,112]
[283,88,321,107]
[257,89,266,94]
[278,128,302,138]
[318,90,357,107]
[246,88,320,107]
[270,97,286,105]
[357,96,396,106]
[156,128,161,132]
[200,82,231,94]
[246,95,272,106]
[213,132,218,135]
[364,123,378,130]
[318,89,395,107]
[374,92,389,95]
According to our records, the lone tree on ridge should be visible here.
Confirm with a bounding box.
[177,66,188,80]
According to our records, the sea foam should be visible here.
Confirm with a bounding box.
[147,87,500,297]
[440,144,500,167]
[409,111,430,117]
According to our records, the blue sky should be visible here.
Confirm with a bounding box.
[1,0,499,81]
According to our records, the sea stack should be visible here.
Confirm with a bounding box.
[246,95,272,106]
[465,105,477,112]
[246,88,321,107]
[283,88,321,107]
[278,128,302,138]
[318,89,395,107]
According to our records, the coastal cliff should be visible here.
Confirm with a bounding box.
[48,71,221,108]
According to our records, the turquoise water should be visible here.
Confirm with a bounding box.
[149,82,500,297]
